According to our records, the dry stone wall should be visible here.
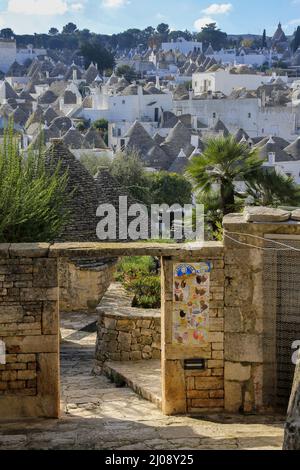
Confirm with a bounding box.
[96,284,161,363]
[58,257,117,312]
[0,244,59,419]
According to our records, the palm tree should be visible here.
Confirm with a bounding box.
[245,169,300,207]
[186,136,262,215]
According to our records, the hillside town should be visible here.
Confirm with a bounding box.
[1,7,300,455]
[0,22,300,181]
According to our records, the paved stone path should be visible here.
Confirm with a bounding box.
[0,311,285,450]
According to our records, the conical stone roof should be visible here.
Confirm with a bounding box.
[83,128,107,149]
[125,120,155,157]
[45,140,99,242]
[284,137,300,160]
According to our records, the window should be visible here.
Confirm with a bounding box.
[117,129,121,137]
[122,100,125,104]
[154,108,159,122]
[268,152,275,165]
[120,139,125,149]
[248,113,251,118]
[213,112,216,119]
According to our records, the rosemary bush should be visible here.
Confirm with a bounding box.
[0,127,70,242]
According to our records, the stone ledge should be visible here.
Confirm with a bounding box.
[49,242,224,259]
[103,360,162,409]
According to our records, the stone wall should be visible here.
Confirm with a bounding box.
[0,243,59,419]
[58,257,117,312]
[223,213,300,414]
[184,258,225,413]
[96,283,161,363]
[161,244,225,415]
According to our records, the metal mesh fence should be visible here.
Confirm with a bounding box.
[263,239,300,410]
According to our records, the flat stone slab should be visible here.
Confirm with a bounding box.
[244,206,291,223]
[97,283,161,319]
[291,209,300,221]
[103,360,162,409]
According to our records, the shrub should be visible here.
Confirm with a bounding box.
[115,256,161,308]
[0,126,70,242]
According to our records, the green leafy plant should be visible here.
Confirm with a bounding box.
[115,256,161,308]
[0,125,70,242]
[186,136,263,215]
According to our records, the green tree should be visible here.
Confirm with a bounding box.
[116,65,137,82]
[48,27,59,36]
[92,119,108,132]
[0,127,70,242]
[292,26,300,52]
[245,169,300,207]
[262,29,267,48]
[0,28,14,38]
[186,136,262,215]
[62,22,78,34]
[80,41,115,73]
[146,172,192,206]
[156,23,170,42]
[110,151,150,203]
[157,23,170,35]
[196,23,227,50]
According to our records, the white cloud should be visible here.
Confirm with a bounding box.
[194,17,217,31]
[70,2,84,11]
[102,0,128,8]
[202,3,233,15]
[7,0,69,15]
[287,18,300,25]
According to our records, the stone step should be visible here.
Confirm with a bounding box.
[103,360,162,410]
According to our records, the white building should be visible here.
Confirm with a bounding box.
[204,47,279,67]
[173,96,300,141]
[80,83,173,124]
[161,37,202,55]
[0,39,17,73]
[16,45,47,65]
[0,39,47,73]
[192,69,288,96]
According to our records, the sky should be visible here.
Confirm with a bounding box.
[0,0,299,36]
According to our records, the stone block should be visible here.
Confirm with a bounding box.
[130,351,142,361]
[116,319,135,332]
[191,398,224,408]
[42,301,58,335]
[17,370,37,380]
[20,288,58,302]
[195,377,223,390]
[225,380,242,412]
[212,350,224,360]
[1,370,17,381]
[33,259,57,287]
[225,333,263,363]
[212,368,224,376]
[224,307,243,333]
[103,317,117,330]
[208,332,224,343]
[187,390,209,399]
[225,362,251,382]
[210,390,224,398]
[208,360,224,369]
[209,318,224,332]
[118,331,132,345]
